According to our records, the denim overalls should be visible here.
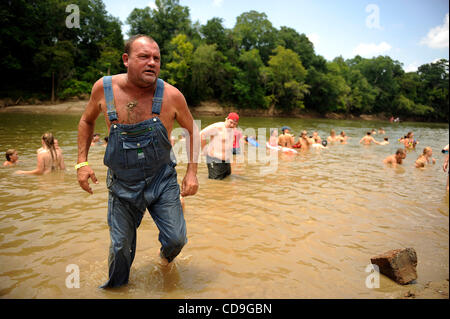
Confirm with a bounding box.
[100,76,187,288]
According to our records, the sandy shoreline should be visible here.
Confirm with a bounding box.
[0,100,87,115]
[0,100,387,121]
[1,100,445,125]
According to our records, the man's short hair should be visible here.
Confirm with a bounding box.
[124,34,156,55]
[396,148,405,155]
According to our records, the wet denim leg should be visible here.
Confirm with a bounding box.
[100,191,145,288]
[147,165,187,263]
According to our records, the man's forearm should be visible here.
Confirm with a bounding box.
[187,125,200,164]
[186,162,198,175]
[77,118,95,163]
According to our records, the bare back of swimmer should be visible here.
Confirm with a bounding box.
[16,133,65,175]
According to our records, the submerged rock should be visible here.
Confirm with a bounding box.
[371,248,418,285]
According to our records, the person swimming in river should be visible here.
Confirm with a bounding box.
[293,130,311,149]
[311,137,327,149]
[403,132,418,149]
[267,128,298,154]
[338,131,348,144]
[15,132,65,175]
[233,127,243,155]
[415,147,436,168]
[268,129,279,147]
[359,132,380,145]
[312,131,322,143]
[378,137,389,145]
[90,133,102,146]
[443,146,449,192]
[327,129,340,144]
[383,148,406,168]
[3,149,19,167]
[278,126,295,148]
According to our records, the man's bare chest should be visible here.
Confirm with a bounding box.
[112,94,154,124]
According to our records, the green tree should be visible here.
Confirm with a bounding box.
[417,59,449,121]
[97,45,122,76]
[0,0,123,100]
[233,11,276,64]
[276,27,316,69]
[200,17,228,52]
[233,49,267,108]
[163,34,194,94]
[126,0,192,57]
[351,55,404,113]
[33,40,75,102]
[263,46,309,110]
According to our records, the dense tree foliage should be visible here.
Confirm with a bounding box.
[0,0,448,121]
[1,0,124,101]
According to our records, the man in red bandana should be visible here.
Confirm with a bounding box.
[200,112,239,180]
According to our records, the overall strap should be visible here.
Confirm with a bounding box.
[151,78,165,115]
[103,76,118,122]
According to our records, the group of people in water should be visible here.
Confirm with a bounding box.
[3,122,449,193]
[3,132,65,174]
[193,113,449,191]
[2,131,108,174]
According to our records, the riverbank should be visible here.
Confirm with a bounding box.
[0,99,421,123]
[0,100,87,115]
[189,101,391,122]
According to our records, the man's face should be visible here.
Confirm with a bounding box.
[123,38,161,86]
[225,118,238,128]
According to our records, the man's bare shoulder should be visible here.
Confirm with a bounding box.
[164,81,186,103]
[88,74,127,113]
[384,155,394,162]
[201,121,225,134]
[91,74,127,94]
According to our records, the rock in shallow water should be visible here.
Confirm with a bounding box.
[370,248,417,285]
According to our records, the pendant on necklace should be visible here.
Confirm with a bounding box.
[127,100,138,110]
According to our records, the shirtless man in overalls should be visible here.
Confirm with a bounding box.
[76,35,199,288]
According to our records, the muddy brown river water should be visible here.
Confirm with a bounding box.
[0,112,448,298]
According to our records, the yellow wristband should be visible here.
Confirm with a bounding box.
[75,162,89,170]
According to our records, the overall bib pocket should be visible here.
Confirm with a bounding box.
[122,133,158,168]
